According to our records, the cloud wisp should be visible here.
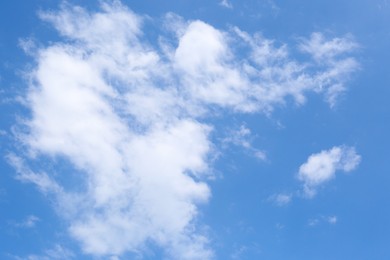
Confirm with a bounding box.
[308,215,338,227]
[219,0,233,9]
[10,1,360,259]
[221,124,266,161]
[269,193,292,206]
[298,146,361,197]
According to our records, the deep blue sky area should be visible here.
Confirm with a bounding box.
[1,1,390,259]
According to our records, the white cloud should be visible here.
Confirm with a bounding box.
[11,1,360,259]
[15,215,40,228]
[308,218,320,227]
[308,215,338,227]
[299,33,360,106]
[298,146,361,197]
[7,154,62,194]
[222,125,266,161]
[230,243,261,259]
[10,245,74,260]
[269,193,292,206]
[299,32,358,62]
[219,0,233,9]
[231,245,248,259]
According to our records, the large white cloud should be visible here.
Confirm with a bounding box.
[10,1,360,259]
[298,146,361,197]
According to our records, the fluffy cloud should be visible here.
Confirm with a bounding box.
[11,1,360,259]
[298,146,361,197]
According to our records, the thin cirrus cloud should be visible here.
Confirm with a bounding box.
[308,215,338,227]
[9,1,360,259]
[269,193,292,206]
[221,124,266,161]
[12,215,40,229]
[219,0,233,9]
[298,145,361,197]
[11,245,74,260]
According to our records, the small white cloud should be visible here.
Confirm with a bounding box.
[222,125,267,161]
[308,215,338,227]
[16,215,40,228]
[308,218,320,227]
[298,146,361,197]
[253,150,267,161]
[269,193,292,206]
[18,38,38,56]
[221,125,251,148]
[219,0,233,9]
[231,245,248,259]
[328,215,338,224]
[230,242,261,259]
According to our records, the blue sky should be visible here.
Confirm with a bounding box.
[1,0,390,259]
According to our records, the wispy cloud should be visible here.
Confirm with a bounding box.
[230,242,261,259]
[269,193,292,206]
[219,0,233,9]
[308,215,338,227]
[299,33,360,106]
[15,215,40,228]
[221,124,266,160]
[10,245,74,260]
[298,146,361,197]
[7,154,62,194]
[10,1,360,258]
